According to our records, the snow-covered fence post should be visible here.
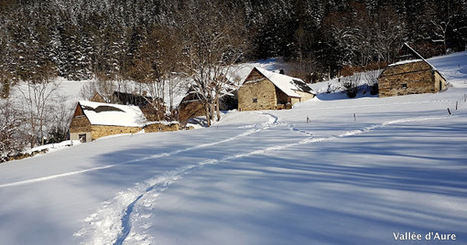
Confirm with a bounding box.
[447,108,452,115]
[353,113,356,121]
[456,101,458,110]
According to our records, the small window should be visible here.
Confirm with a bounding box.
[252,98,258,103]
[79,134,87,143]
[401,83,408,89]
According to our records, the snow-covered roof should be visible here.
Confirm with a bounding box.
[392,43,440,71]
[79,101,147,127]
[388,59,424,67]
[249,67,313,98]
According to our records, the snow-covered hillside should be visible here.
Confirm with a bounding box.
[1,52,467,244]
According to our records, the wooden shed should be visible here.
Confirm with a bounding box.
[238,67,315,111]
[69,101,147,142]
[378,44,447,97]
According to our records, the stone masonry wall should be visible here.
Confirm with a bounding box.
[379,61,437,97]
[179,100,205,124]
[434,71,447,92]
[275,87,289,105]
[144,122,180,133]
[90,125,142,140]
[238,79,277,111]
[296,91,315,102]
[69,116,91,133]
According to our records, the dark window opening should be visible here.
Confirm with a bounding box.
[252,98,258,103]
[401,83,408,89]
[79,134,87,143]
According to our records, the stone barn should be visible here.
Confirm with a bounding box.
[178,92,206,125]
[69,101,147,142]
[378,44,447,97]
[238,67,315,111]
[178,83,238,125]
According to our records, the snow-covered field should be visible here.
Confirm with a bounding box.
[1,52,467,244]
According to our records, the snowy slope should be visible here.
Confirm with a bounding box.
[0,52,467,244]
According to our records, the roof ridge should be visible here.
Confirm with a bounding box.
[403,43,438,70]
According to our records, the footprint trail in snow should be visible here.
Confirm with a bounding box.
[74,114,454,245]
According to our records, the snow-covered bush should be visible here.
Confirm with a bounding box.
[341,73,361,98]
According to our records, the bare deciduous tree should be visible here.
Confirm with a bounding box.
[0,99,26,160]
[341,72,361,98]
[18,63,61,147]
[373,5,405,63]
[178,0,248,126]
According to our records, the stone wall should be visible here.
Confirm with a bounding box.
[144,122,180,133]
[238,79,277,111]
[290,97,300,106]
[69,115,92,142]
[69,116,91,133]
[179,100,205,124]
[296,91,315,102]
[434,71,447,92]
[275,87,289,105]
[378,61,440,97]
[70,132,92,143]
[90,125,142,140]
[244,68,264,81]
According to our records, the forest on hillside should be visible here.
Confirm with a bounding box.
[1,0,466,93]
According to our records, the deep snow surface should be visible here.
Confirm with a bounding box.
[1,52,467,244]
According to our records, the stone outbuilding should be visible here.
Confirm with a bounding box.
[178,83,238,125]
[238,67,315,111]
[69,101,147,142]
[378,44,447,97]
[90,92,107,103]
[178,92,206,125]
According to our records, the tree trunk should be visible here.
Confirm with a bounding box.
[210,102,215,124]
[204,102,211,127]
[29,115,35,149]
[215,90,221,121]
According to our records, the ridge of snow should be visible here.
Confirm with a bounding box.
[388,59,423,66]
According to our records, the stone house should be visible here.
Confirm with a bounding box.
[69,101,147,142]
[378,44,447,97]
[238,67,315,111]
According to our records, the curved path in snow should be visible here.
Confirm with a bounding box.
[74,113,456,245]
[0,113,277,190]
[73,112,281,245]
